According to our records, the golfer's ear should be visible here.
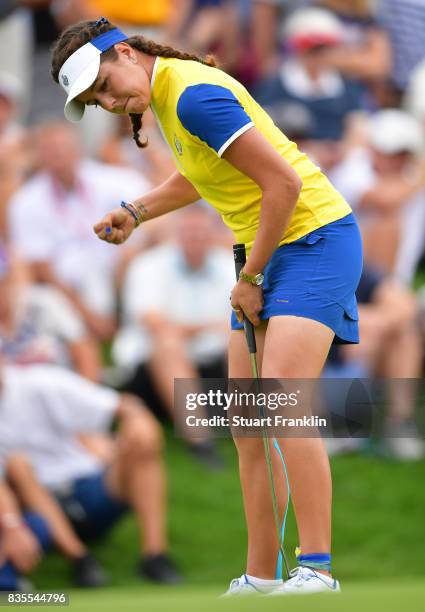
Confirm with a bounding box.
[115,42,133,60]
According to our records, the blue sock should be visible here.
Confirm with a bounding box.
[297,553,331,572]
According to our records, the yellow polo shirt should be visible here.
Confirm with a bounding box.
[150,57,352,249]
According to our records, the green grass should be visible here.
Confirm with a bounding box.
[7,581,425,612]
[30,433,425,591]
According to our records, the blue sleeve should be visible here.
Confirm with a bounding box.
[177,84,254,156]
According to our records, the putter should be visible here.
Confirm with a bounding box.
[233,244,290,578]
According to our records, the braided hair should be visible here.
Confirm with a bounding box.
[51,18,217,148]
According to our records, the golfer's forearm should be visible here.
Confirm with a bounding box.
[244,184,300,274]
[132,171,200,221]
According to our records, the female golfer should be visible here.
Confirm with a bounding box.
[51,18,362,595]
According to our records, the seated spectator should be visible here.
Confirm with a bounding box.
[8,120,151,341]
[0,475,51,592]
[251,0,391,103]
[113,206,234,468]
[252,8,364,169]
[324,265,424,461]
[329,109,425,283]
[0,246,100,381]
[0,360,181,585]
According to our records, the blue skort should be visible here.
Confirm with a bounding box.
[231,213,363,344]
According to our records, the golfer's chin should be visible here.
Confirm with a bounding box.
[124,97,149,115]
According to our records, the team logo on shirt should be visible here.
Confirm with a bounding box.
[174,134,183,155]
[61,74,69,87]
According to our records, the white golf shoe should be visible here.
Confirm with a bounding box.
[222,574,267,596]
[269,566,341,595]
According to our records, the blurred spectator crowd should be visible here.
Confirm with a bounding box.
[0,0,425,592]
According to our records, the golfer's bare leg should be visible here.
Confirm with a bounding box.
[262,316,334,573]
[229,316,334,579]
[229,323,289,579]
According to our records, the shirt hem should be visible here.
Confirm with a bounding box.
[217,122,254,157]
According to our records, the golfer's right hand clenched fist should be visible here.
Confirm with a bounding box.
[93,207,136,245]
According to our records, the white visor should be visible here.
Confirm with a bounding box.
[58,28,128,122]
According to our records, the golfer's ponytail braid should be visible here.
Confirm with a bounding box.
[51,18,217,149]
[125,37,216,68]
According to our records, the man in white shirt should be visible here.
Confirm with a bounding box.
[8,120,151,341]
[0,361,180,586]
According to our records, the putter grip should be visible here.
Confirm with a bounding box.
[233,244,257,355]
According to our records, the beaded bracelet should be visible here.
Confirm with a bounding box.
[127,201,145,225]
[120,201,143,227]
